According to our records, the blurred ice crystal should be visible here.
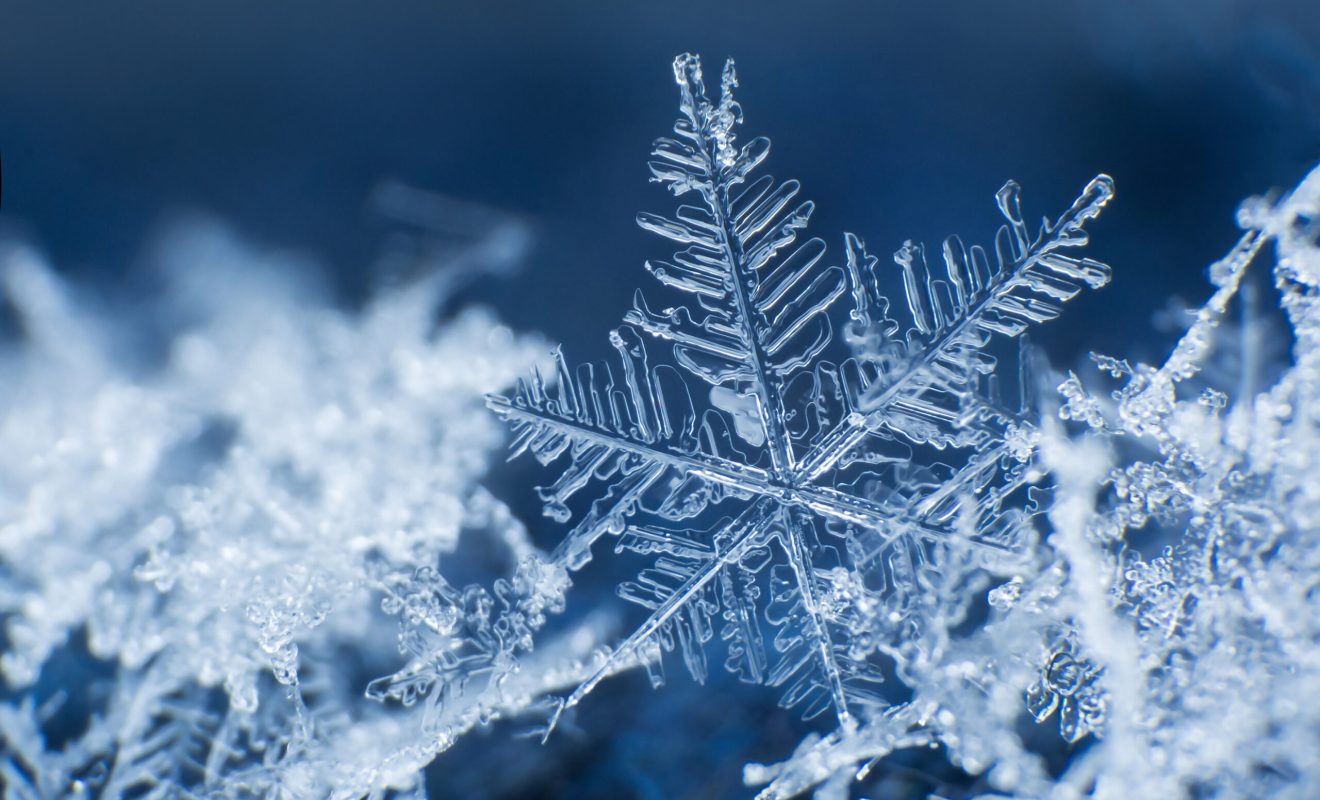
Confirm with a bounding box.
[0,195,621,796]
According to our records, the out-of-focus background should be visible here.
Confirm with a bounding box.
[1,2,1317,797]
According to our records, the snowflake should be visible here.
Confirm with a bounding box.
[487,53,1112,750]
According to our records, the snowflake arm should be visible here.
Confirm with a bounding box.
[855,175,1113,415]
[630,53,848,475]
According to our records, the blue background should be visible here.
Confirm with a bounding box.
[1,2,1318,797]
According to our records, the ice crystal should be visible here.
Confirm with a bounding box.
[0,204,610,797]
[487,52,1111,766]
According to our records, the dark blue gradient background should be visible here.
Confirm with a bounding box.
[1,2,1318,797]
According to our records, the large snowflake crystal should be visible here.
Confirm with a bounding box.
[488,53,1113,741]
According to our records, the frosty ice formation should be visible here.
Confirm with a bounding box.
[0,216,585,798]
[487,53,1112,740]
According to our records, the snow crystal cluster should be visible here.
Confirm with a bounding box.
[3,52,1319,799]
[0,207,621,797]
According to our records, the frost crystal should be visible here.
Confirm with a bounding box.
[488,52,1111,768]
[0,208,604,796]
